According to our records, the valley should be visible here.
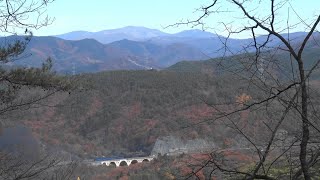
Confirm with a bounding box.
[1,25,320,179]
[3,49,320,178]
[0,0,319,179]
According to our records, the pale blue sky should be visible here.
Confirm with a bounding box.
[34,0,319,38]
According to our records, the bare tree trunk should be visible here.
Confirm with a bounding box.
[299,64,310,180]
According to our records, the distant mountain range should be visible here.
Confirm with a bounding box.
[3,26,315,73]
[11,36,207,73]
[55,26,218,44]
[56,26,166,44]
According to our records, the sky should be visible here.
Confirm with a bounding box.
[31,0,319,38]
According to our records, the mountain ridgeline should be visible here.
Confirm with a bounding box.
[3,26,316,74]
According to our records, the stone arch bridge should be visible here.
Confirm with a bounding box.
[97,156,154,167]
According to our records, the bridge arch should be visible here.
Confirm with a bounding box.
[142,159,149,162]
[109,162,116,167]
[119,161,128,166]
[130,160,138,165]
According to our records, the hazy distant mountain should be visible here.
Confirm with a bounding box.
[55,26,312,49]
[55,31,94,41]
[57,26,308,57]
[56,26,223,44]
[18,36,137,72]
[8,36,206,73]
[173,29,218,38]
[107,39,207,67]
[4,27,315,73]
[56,26,169,44]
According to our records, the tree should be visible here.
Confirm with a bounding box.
[0,151,77,180]
[0,0,71,116]
[172,0,320,179]
[0,0,75,179]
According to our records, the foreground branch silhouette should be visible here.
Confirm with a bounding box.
[171,0,320,179]
[0,0,76,179]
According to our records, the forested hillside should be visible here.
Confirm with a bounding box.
[1,48,317,179]
[1,65,264,157]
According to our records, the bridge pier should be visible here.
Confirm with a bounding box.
[115,161,121,167]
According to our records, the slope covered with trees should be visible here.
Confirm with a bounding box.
[13,70,247,156]
[12,55,316,157]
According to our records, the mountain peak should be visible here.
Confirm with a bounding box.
[55,26,221,44]
[119,26,160,31]
[98,26,168,38]
[174,29,218,38]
